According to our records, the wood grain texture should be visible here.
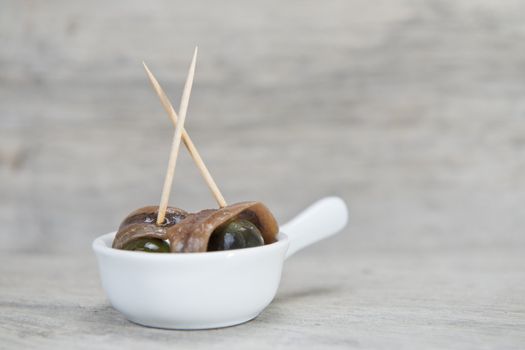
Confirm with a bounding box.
[1,0,525,348]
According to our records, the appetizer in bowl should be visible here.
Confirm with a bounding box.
[93,48,348,329]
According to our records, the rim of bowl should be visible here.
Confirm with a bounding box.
[92,231,289,260]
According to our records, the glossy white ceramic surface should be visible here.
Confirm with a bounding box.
[92,196,348,329]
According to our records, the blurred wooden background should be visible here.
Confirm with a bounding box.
[1,0,524,348]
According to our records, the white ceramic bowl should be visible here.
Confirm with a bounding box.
[93,197,348,329]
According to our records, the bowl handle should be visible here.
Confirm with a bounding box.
[281,197,348,259]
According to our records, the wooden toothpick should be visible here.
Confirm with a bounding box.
[143,61,227,209]
[156,47,198,225]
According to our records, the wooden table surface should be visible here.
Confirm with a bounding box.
[1,1,524,349]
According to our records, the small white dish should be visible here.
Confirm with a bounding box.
[92,196,348,329]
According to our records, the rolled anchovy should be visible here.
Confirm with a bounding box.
[112,206,187,249]
[167,202,278,253]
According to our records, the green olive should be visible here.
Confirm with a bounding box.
[207,219,264,251]
[122,237,170,253]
